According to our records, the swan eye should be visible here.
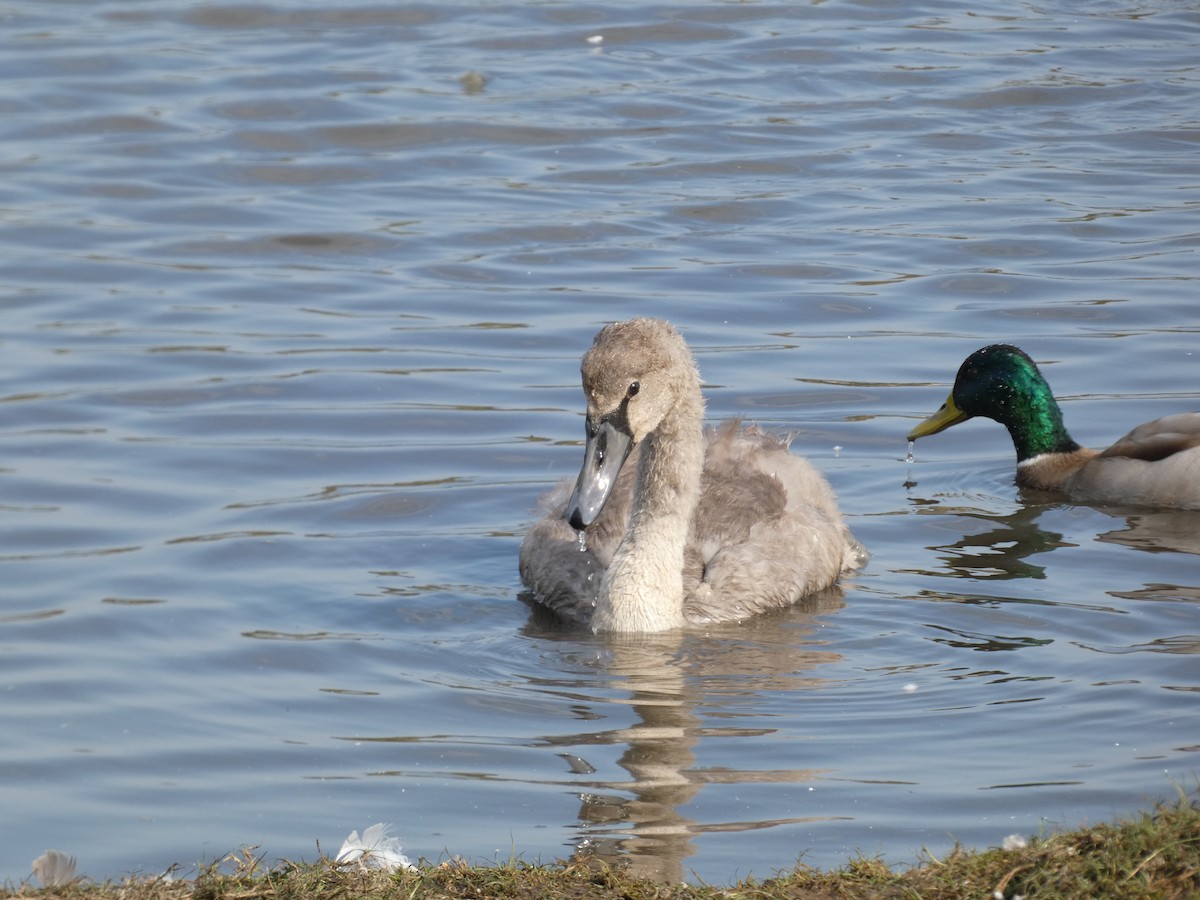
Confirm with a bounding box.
[626,381,640,398]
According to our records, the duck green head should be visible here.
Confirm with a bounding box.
[908,344,1081,461]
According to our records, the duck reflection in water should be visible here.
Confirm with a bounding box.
[908,503,1069,582]
[1094,507,1200,558]
[908,499,1200,587]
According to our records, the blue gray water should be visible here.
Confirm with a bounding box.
[3,0,1198,885]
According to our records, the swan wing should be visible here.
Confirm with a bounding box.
[683,423,863,623]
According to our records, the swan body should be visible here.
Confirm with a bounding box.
[908,344,1200,509]
[520,317,865,633]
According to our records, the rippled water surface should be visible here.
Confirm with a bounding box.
[3,0,1199,885]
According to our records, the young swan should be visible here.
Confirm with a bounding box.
[908,343,1200,509]
[520,317,865,633]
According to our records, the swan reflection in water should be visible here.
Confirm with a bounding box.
[522,588,846,882]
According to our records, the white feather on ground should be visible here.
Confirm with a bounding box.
[334,823,414,872]
[32,849,78,887]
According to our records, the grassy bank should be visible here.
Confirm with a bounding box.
[7,792,1198,899]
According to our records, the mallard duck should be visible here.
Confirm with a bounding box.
[520,317,865,633]
[908,343,1200,509]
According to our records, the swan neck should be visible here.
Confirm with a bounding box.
[593,391,704,633]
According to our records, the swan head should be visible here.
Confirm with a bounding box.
[566,318,700,531]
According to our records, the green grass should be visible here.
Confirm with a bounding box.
[7,791,1199,899]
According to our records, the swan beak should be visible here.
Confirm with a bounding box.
[566,416,633,531]
[908,393,969,441]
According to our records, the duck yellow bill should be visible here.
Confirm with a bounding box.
[907,394,969,441]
